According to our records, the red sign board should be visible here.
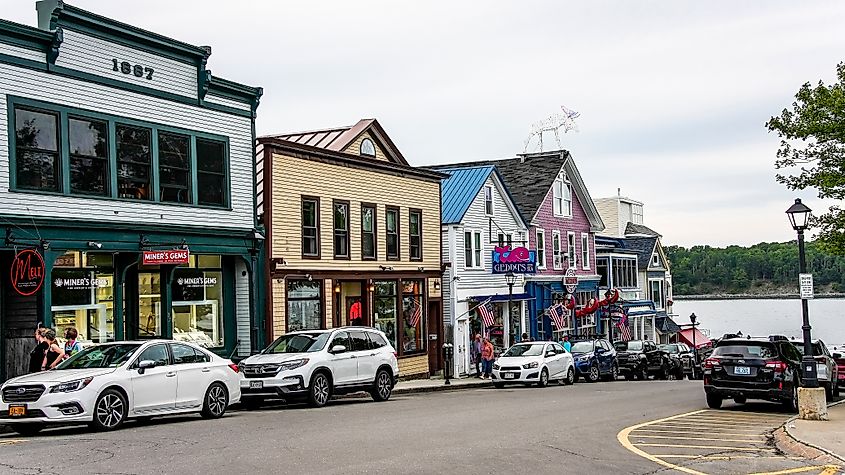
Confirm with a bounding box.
[564,268,578,293]
[10,249,45,296]
[143,250,189,265]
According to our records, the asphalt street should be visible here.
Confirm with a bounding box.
[0,379,832,474]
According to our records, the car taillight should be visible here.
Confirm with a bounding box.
[703,358,721,369]
[765,361,788,372]
[228,363,240,373]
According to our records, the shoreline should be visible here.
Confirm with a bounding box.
[675,294,845,301]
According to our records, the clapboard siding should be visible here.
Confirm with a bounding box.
[270,153,441,272]
[205,94,251,111]
[0,62,254,230]
[341,132,389,162]
[398,355,428,378]
[235,259,251,356]
[55,28,198,98]
[0,42,44,62]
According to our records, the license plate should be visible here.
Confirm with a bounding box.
[9,405,26,417]
[503,373,517,380]
[249,381,263,389]
[734,366,751,375]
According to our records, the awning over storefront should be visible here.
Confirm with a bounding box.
[470,293,535,303]
[655,315,681,334]
[679,328,712,348]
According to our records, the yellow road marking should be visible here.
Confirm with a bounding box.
[631,429,766,437]
[654,455,806,460]
[646,422,767,431]
[634,443,776,452]
[748,465,842,475]
[617,409,710,475]
[630,434,768,444]
[0,439,24,446]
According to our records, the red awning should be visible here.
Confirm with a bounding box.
[679,328,712,348]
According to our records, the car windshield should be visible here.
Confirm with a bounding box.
[264,333,330,354]
[794,342,824,357]
[659,344,680,354]
[570,342,594,353]
[712,344,776,359]
[503,344,545,357]
[615,341,643,351]
[55,344,141,369]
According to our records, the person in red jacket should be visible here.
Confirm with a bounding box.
[481,337,495,379]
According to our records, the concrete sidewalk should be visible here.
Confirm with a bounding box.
[786,400,845,463]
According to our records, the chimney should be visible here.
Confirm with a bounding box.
[36,0,62,31]
[617,187,621,198]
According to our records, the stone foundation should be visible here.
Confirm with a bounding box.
[798,387,829,421]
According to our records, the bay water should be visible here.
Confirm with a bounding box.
[672,298,845,351]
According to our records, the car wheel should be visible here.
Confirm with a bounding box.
[658,361,669,380]
[783,378,799,413]
[834,381,840,397]
[201,382,229,419]
[624,372,633,381]
[538,368,550,387]
[676,368,685,380]
[638,365,649,381]
[493,382,505,389]
[91,389,128,431]
[706,393,723,409]
[11,424,44,436]
[308,371,332,408]
[370,369,393,402]
[610,363,619,381]
[825,383,833,402]
[565,367,575,386]
[588,364,600,383]
[733,396,747,405]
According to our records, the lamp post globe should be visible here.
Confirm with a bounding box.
[786,198,818,389]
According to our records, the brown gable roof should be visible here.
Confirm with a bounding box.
[263,119,409,166]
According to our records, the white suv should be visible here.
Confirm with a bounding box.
[238,327,399,408]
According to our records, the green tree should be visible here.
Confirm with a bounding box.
[767,62,845,254]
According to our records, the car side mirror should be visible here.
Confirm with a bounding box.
[596,348,605,354]
[330,345,347,354]
[545,351,555,358]
[137,360,156,374]
[834,353,842,359]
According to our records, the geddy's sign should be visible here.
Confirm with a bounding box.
[491,246,537,274]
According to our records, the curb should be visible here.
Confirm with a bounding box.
[781,399,845,464]
[393,380,492,395]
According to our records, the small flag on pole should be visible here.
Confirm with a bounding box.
[615,307,632,341]
[478,303,495,328]
[549,303,566,329]
[409,303,422,327]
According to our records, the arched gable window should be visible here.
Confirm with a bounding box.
[553,171,572,217]
[360,138,376,157]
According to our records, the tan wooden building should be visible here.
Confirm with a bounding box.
[256,119,445,377]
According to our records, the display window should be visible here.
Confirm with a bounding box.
[51,252,115,344]
[401,280,425,354]
[172,255,224,348]
[373,281,397,348]
[138,271,162,338]
[287,280,323,332]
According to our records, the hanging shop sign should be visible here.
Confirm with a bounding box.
[563,268,578,294]
[10,249,45,296]
[143,250,189,265]
[491,246,537,274]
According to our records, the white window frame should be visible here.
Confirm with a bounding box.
[633,204,644,224]
[649,278,665,309]
[536,229,546,269]
[552,231,562,270]
[484,186,493,216]
[651,253,660,267]
[581,232,590,270]
[552,171,572,218]
[464,229,485,270]
[567,232,576,269]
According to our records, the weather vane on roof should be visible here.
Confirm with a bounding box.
[523,105,580,153]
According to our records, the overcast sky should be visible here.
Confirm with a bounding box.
[5,0,844,247]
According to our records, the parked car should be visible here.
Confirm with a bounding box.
[832,346,845,393]
[569,338,618,382]
[492,342,574,388]
[659,343,695,379]
[793,339,840,400]
[238,327,399,408]
[703,337,802,411]
[614,340,671,380]
[0,341,241,435]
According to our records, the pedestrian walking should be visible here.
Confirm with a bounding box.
[562,334,572,352]
[28,327,48,374]
[471,334,483,377]
[63,327,83,360]
[481,337,495,379]
[521,332,531,342]
[41,329,65,371]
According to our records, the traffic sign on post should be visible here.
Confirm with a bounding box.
[799,273,814,300]
[564,268,578,294]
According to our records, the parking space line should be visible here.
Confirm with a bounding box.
[634,443,777,452]
[632,429,766,437]
[631,434,769,444]
[646,423,766,431]
[618,409,711,475]
[748,466,842,475]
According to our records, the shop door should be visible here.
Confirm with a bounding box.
[427,301,441,373]
[455,319,469,376]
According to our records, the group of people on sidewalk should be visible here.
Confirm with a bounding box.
[28,326,83,373]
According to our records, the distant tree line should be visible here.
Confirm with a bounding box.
[665,241,845,295]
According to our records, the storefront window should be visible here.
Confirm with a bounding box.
[69,116,109,196]
[52,252,114,343]
[287,280,323,331]
[138,271,162,338]
[401,280,425,354]
[373,281,397,348]
[172,255,224,348]
[14,107,60,192]
[116,125,152,200]
[158,131,191,204]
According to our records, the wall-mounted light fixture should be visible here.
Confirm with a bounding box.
[334,283,341,293]
[417,266,425,272]
[379,265,394,271]
[87,241,102,249]
[368,281,375,293]
[433,279,441,291]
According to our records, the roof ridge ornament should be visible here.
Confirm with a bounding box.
[523,105,580,154]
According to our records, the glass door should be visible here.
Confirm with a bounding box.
[138,271,162,338]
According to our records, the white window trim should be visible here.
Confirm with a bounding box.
[552,230,562,270]
[464,229,485,270]
[473,230,484,270]
[651,253,660,267]
[536,229,546,269]
[484,185,494,216]
[564,182,573,218]
[552,171,572,218]
[581,232,590,270]
[567,231,576,269]
[649,278,665,309]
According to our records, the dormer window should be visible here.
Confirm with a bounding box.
[651,253,660,267]
[360,138,376,157]
[553,171,572,217]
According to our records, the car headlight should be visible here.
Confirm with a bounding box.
[522,361,539,369]
[492,363,500,370]
[49,377,94,393]
[576,355,591,362]
[279,359,309,371]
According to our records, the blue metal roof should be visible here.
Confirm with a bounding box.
[436,165,496,224]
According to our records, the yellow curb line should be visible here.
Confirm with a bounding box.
[617,409,710,475]
[748,465,842,475]
[0,439,24,446]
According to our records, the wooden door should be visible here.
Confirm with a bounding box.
[427,300,442,374]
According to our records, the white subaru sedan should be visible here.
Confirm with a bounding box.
[492,341,575,388]
[0,340,241,435]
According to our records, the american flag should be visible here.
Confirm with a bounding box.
[615,308,632,341]
[409,303,422,327]
[549,304,566,329]
[478,303,495,328]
